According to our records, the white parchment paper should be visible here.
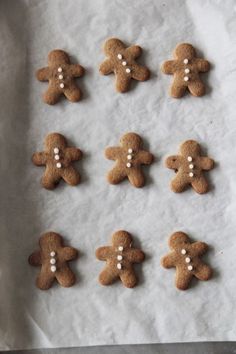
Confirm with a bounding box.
[0,0,236,350]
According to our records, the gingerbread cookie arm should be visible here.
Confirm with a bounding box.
[161,60,177,74]
[199,157,214,170]
[131,64,150,81]
[32,152,47,166]
[126,249,145,263]
[137,150,153,165]
[65,147,83,162]
[196,58,210,72]
[105,147,122,160]
[165,155,181,169]
[125,45,142,59]
[96,246,113,261]
[161,252,177,268]
[99,60,114,75]
[191,241,208,256]
[36,67,51,81]
[61,247,78,261]
[120,269,137,288]
[28,251,42,266]
[70,64,84,77]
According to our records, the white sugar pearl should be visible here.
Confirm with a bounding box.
[117,53,122,60]
[189,172,194,178]
[60,83,64,89]
[56,162,62,168]
[54,147,59,154]
[181,249,187,255]
[189,164,194,169]
[126,162,131,168]
[50,265,57,272]
[185,68,190,74]
[50,251,56,257]
[54,154,60,160]
[127,154,132,160]
[117,255,123,261]
[118,246,123,251]
[50,258,56,265]
[117,263,122,270]
[188,265,193,271]
[183,58,189,64]
[58,67,62,72]
[128,148,133,154]
[187,156,192,162]
[184,76,189,81]
[126,68,131,73]
[122,61,127,66]
[185,257,191,263]
[58,74,63,80]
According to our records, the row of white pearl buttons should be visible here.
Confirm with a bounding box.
[187,156,194,178]
[58,67,65,89]
[117,53,131,74]
[53,147,62,169]
[181,248,193,271]
[50,251,57,272]
[117,245,124,270]
[183,58,191,82]
[126,148,133,168]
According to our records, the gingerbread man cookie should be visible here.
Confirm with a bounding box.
[99,38,150,93]
[161,231,212,290]
[105,132,153,188]
[161,43,210,98]
[165,140,214,194]
[96,230,145,288]
[36,49,84,105]
[32,133,82,190]
[29,232,78,290]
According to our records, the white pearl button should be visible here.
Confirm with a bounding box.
[58,67,62,72]
[50,265,57,272]
[56,162,62,168]
[127,154,132,160]
[183,59,189,64]
[50,251,56,257]
[54,154,60,160]
[189,164,194,169]
[58,74,63,80]
[54,147,59,154]
[50,258,56,265]
[128,148,133,153]
[118,246,123,251]
[126,68,131,73]
[181,249,187,255]
[188,265,193,271]
[117,255,123,261]
[184,76,189,81]
[117,263,122,270]
[189,172,194,178]
[126,162,131,168]
[122,61,127,66]
[117,53,122,59]
[60,83,64,88]
[187,156,192,162]
[185,68,190,74]
[185,257,191,263]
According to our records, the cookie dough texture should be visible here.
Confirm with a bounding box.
[32,132,82,190]
[161,231,212,290]
[165,140,214,194]
[29,232,78,290]
[36,49,84,105]
[105,132,153,188]
[96,230,145,288]
[99,38,150,93]
[161,43,210,98]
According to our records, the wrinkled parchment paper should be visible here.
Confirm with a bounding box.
[0,0,236,350]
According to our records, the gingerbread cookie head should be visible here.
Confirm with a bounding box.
[161,43,210,98]
[36,49,84,105]
[165,140,214,194]
[96,230,145,288]
[29,232,78,290]
[99,38,150,93]
[161,231,212,290]
[105,132,153,188]
[32,132,82,190]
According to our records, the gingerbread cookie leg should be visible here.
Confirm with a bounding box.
[170,80,187,98]
[41,167,61,190]
[56,265,76,287]
[175,268,192,290]
[191,175,209,194]
[61,166,81,186]
[64,83,82,102]
[99,267,119,285]
[120,269,137,288]
[36,272,55,290]
[188,80,205,97]
[115,74,131,93]
[127,168,145,188]
[171,173,188,193]
[43,84,62,105]
[107,166,127,185]
[194,263,212,281]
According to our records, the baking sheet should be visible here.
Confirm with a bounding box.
[0,0,236,350]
